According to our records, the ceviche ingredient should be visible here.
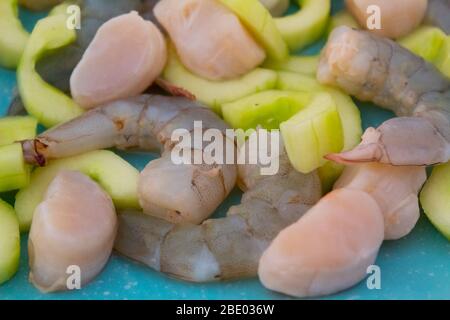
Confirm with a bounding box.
[162,47,278,112]
[318,26,450,166]
[155,0,266,81]
[281,92,343,174]
[328,10,358,34]
[264,55,319,76]
[335,163,427,240]
[0,0,29,69]
[0,116,37,146]
[346,0,427,39]
[275,0,330,51]
[71,12,167,109]
[15,150,139,232]
[21,95,237,224]
[259,0,289,17]
[18,0,62,11]
[425,0,450,34]
[259,188,384,298]
[0,199,20,285]
[29,170,117,292]
[421,162,450,240]
[115,132,322,281]
[222,90,311,130]
[218,0,288,61]
[18,11,84,128]
[0,143,30,192]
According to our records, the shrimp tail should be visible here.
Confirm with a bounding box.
[327,117,450,166]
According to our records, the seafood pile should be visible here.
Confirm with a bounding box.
[0,0,449,299]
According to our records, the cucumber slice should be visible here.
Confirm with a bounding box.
[328,10,359,35]
[162,47,278,113]
[0,199,20,285]
[399,26,446,63]
[281,93,344,174]
[18,13,84,128]
[0,0,29,69]
[277,71,323,91]
[420,162,450,240]
[264,55,319,76]
[0,116,38,146]
[218,0,288,61]
[15,150,140,232]
[222,90,311,130]
[435,36,450,78]
[0,143,30,193]
[275,0,331,52]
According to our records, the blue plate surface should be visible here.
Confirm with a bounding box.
[0,1,449,300]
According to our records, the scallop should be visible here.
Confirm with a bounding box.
[28,170,117,292]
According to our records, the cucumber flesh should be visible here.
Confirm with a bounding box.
[0,116,38,146]
[0,199,20,285]
[328,10,359,35]
[0,143,30,193]
[264,55,319,76]
[399,26,446,63]
[15,150,140,232]
[281,93,344,174]
[162,47,278,113]
[420,162,450,240]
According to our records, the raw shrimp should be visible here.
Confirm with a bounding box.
[334,163,427,240]
[21,95,237,224]
[70,12,167,109]
[29,170,117,293]
[425,0,450,34]
[154,0,266,81]
[259,188,384,298]
[114,133,322,281]
[318,26,450,166]
[346,0,428,39]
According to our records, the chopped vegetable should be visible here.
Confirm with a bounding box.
[275,0,331,51]
[18,12,84,128]
[218,0,289,61]
[0,0,29,69]
[0,143,30,193]
[281,93,344,174]
[264,55,319,76]
[222,90,311,130]
[0,116,37,146]
[0,199,20,285]
[420,162,450,240]
[162,47,278,113]
[15,150,140,232]
[328,10,359,34]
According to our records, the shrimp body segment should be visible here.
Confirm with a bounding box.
[22,95,237,224]
[114,136,322,281]
[318,26,450,166]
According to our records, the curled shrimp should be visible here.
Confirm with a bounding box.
[318,26,450,166]
[114,133,322,282]
[22,95,237,224]
[425,0,450,34]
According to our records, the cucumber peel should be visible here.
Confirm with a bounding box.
[162,47,278,113]
[0,143,30,193]
[218,0,289,61]
[0,0,29,69]
[222,90,311,130]
[0,199,20,285]
[275,0,331,52]
[281,93,344,174]
[15,150,140,232]
[0,116,38,146]
[18,13,84,128]
[420,162,450,240]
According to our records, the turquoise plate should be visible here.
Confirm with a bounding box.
[0,1,449,300]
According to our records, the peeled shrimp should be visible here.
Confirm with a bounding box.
[346,0,428,39]
[115,134,322,281]
[318,26,450,166]
[21,95,237,224]
[29,170,117,293]
[425,0,450,34]
[334,163,427,240]
[259,188,384,298]
[154,0,266,81]
[70,12,167,109]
